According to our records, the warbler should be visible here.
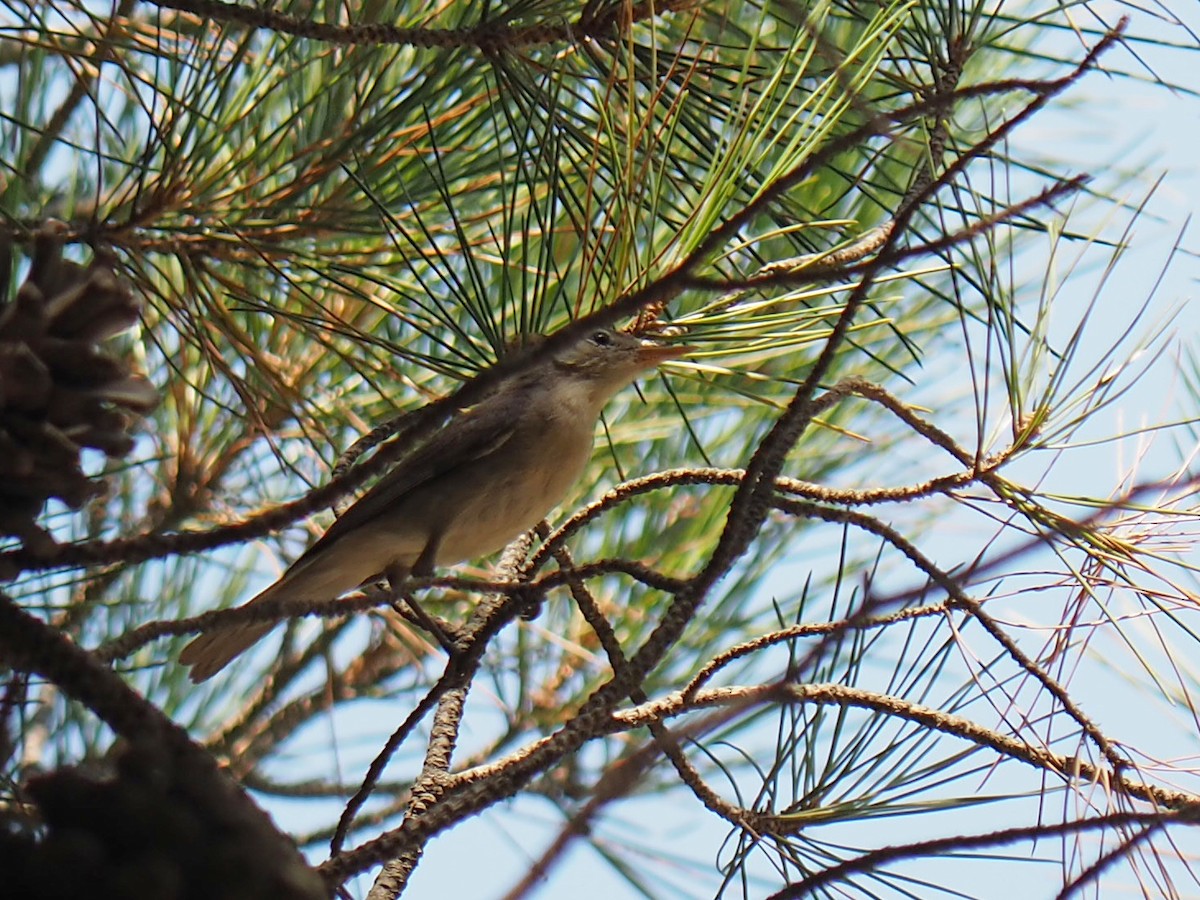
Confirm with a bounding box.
[179,327,687,681]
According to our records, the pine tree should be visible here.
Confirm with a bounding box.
[2,2,1199,898]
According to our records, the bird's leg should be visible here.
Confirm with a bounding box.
[384,562,459,655]
[410,532,440,578]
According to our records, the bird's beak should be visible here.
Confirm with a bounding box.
[635,339,691,366]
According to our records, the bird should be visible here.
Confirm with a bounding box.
[179,327,688,682]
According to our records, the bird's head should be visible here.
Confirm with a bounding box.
[552,328,688,407]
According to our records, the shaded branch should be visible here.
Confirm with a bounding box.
[143,0,699,51]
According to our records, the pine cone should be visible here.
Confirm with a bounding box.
[0,223,156,547]
[0,742,326,900]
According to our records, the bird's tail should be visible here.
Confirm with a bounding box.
[179,583,282,683]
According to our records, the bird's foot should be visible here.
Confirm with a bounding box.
[390,592,461,655]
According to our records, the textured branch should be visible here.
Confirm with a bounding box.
[142,0,699,50]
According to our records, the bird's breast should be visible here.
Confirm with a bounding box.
[434,417,595,564]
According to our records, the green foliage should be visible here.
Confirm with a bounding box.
[2,1,1199,898]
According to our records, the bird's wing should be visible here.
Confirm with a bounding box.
[289,394,524,566]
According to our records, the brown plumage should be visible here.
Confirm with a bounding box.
[179,329,686,682]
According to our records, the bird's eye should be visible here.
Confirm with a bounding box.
[590,330,614,347]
